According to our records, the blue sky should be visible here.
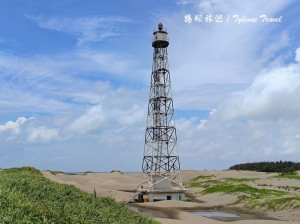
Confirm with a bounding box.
[1,0,300,171]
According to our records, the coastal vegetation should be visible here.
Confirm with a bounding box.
[0,167,158,224]
[188,173,300,211]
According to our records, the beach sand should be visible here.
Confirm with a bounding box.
[43,170,300,224]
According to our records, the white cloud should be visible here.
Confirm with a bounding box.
[259,31,290,65]
[76,50,135,75]
[68,104,106,134]
[176,114,300,169]
[219,48,300,121]
[28,126,59,143]
[0,53,77,114]
[174,83,246,110]
[173,47,300,169]
[0,117,29,134]
[157,0,294,94]
[252,130,265,139]
[0,117,61,144]
[25,15,133,45]
[67,86,147,135]
[176,1,194,6]
[0,48,140,115]
[198,119,207,129]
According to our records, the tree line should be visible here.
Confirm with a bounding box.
[229,161,300,173]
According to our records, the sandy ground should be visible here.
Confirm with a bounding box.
[43,170,300,224]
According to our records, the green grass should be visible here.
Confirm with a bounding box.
[83,171,94,175]
[281,175,300,180]
[188,177,257,188]
[0,167,158,224]
[180,198,195,202]
[224,178,258,183]
[275,171,300,180]
[239,196,300,210]
[202,184,286,198]
[191,175,214,181]
[189,179,222,188]
[204,184,291,210]
[186,172,300,211]
[188,175,219,188]
[48,170,66,175]
[110,170,123,174]
[260,197,300,210]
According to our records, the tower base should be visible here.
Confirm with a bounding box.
[138,188,187,202]
[124,176,187,203]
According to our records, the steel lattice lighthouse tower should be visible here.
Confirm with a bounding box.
[140,22,185,201]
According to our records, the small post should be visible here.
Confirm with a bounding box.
[93,188,97,198]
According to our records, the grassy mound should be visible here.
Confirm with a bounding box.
[0,167,158,224]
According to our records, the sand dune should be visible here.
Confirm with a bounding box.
[43,170,300,224]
